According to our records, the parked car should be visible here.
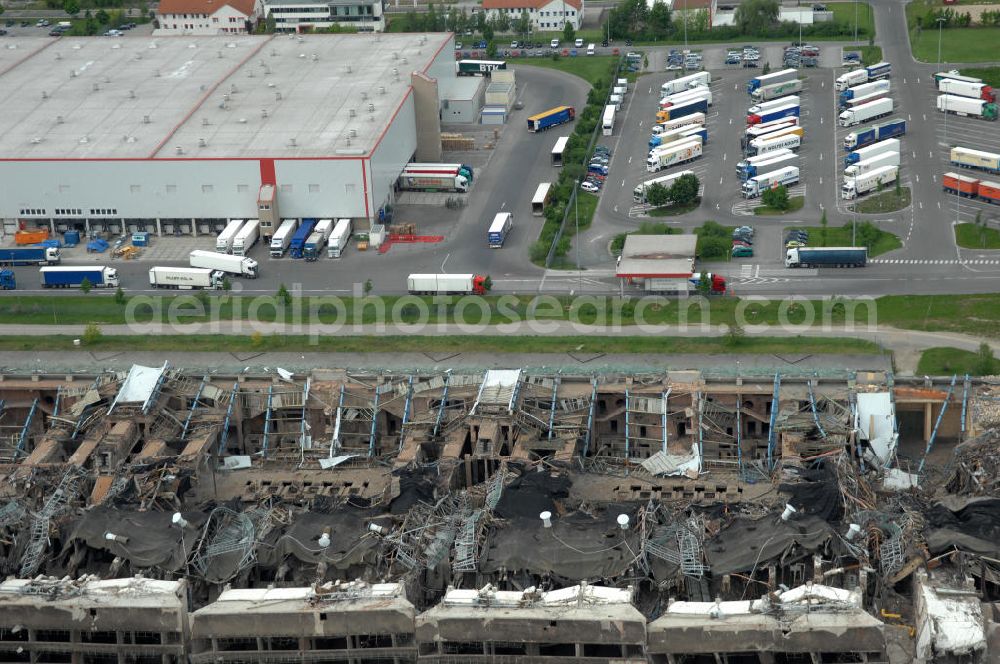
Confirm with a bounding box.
[550,38,559,48]
[581,181,600,193]
[454,42,463,49]
[725,53,741,65]
[785,240,806,248]
[734,225,755,237]
[612,47,620,55]
[574,38,584,47]
[0,28,7,36]
[36,19,50,26]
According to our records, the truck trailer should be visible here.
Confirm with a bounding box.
[741,166,800,198]
[407,273,488,295]
[651,112,706,136]
[942,172,1000,205]
[843,89,890,110]
[844,150,901,178]
[746,131,802,157]
[288,219,318,259]
[839,98,893,127]
[633,169,697,204]
[659,87,712,108]
[746,102,800,126]
[835,62,891,91]
[40,266,118,288]
[398,172,469,192]
[647,139,703,172]
[750,79,802,103]
[746,68,797,94]
[527,106,575,132]
[736,149,794,176]
[327,219,353,259]
[215,219,244,253]
[838,79,891,107]
[487,212,514,248]
[231,220,260,256]
[149,267,223,290]
[0,270,14,290]
[0,246,60,266]
[747,96,801,117]
[189,250,258,277]
[843,119,906,151]
[934,70,982,86]
[842,165,898,199]
[650,123,705,148]
[950,147,1000,174]
[786,247,867,268]
[656,98,708,122]
[739,151,798,181]
[844,138,900,167]
[938,78,995,102]
[269,219,298,258]
[936,94,998,120]
[660,71,711,97]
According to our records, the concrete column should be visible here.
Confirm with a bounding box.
[156,218,162,237]
[120,219,126,236]
[924,403,933,442]
[49,218,56,235]
[192,218,198,237]
[85,219,91,236]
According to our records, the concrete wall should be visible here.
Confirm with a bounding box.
[411,72,442,163]
[368,93,418,219]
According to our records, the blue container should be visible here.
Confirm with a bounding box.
[131,231,150,247]
[63,230,80,246]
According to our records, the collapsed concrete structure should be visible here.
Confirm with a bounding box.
[0,364,999,663]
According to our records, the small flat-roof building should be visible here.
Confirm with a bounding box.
[190,582,417,663]
[0,576,190,663]
[416,583,647,663]
[263,0,385,33]
[0,33,453,237]
[616,234,697,293]
[439,76,486,124]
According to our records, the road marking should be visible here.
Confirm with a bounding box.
[719,175,724,184]
[819,153,823,160]
[915,174,920,183]
[913,150,916,159]
[919,202,924,209]
[938,202,942,209]
[440,253,450,272]
[933,175,937,182]
[722,153,727,161]
[501,201,506,209]
[917,77,920,84]
[621,179,625,188]
[821,81,824,88]
[729,117,733,125]
[908,114,912,122]
[614,205,619,212]
[648,86,652,94]
[903,78,906,85]
[923,113,927,121]
[628,155,632,164]
[716,203,720,210]
[929,151,933,158]
[820,116,824,124]
[819,177,823,185]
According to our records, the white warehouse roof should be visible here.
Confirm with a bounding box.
[0,33,450,160]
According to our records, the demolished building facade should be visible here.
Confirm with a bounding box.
[0,364,999,663]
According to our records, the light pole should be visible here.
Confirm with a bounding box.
[683,0,688,51]
[937,16,945,65]
[937,17,957,229]
[853,0,858,43]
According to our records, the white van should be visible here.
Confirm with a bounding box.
[574,38,584,48]
[587,43,596,56]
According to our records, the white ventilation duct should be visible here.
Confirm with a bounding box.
[539,511,552,528]
[846,523,862,541]
[617,514,630,530]
[781,504,797,521]
[172,513,189,528]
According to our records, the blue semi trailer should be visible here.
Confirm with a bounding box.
[0,246,60,266]
[40,266,119,287]
[842,119,906,151]
[288,219,317,259]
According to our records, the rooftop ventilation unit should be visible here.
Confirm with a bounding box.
[367,103,375,113]
[248,70,255,78]
[103,76,110,83]
[312,53,318,62]
[55,53,62,60]
[135,54,142,60]
[349,108,356,118]
[92,83,100,92]
[401,57,408,64]
[154,69,161,77]
[297,36,303,43]
[360,91,368,101]
[378,86,385,95]
[79,136,89,144]
[56,115,64,124]
[271,49,277,57]
[176,146,184,155]
[289,137,297,147]
[70,70,77,78]
[298,53,306,59]
[188,43,196,49]
[223,93,230,102]
[230,84,238,94]
[198,138,206,147]
[349,128,357,138]
[30,137,42,145]
[143,115,151,124]
[261,109,269,118]
[217,51,223,58]
[202,118,209,126]
[345,64,352,73]
[275,91,282,101]
[128,90,135,99]
[41,91,48,100]
[264,65,271,75]
[239,118,247,124]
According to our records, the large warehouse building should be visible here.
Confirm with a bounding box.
[0,33,454,238]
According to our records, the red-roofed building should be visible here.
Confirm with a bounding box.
[155,0,261,34]
[481,0,584,31]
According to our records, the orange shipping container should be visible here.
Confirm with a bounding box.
[977,180,1000,204]
[14,230,49,245]
[942,172,979,197]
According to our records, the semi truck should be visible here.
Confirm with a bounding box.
[844,150,901,178]
[302,219,334,261]
[656,98,708,122]
[746,131,802,157]
[402,163,474,183]
[747,96,800,117]
[456,59,506,76]
[647,139,703,172]
[746,102,800,126]
[942,172,1000,205]
[0,270,14,290]
[327,219,353,258]
[650,123,704,148]
[746,68,797,94]
[934,70,982,86]
[843,119,906,151]
[750,78,802,103]
[660,71,711,97]
[843,89,890,110]
[844,138,900,167]
[651,112,706,136]
[786,247,867,268]
[838,98,893,127]
[189,250,258,277]
[842,165,898,199]
[950,147,1000,174]
[398,163,470,192]
[0,246,60,266]
[149,266,224,290]
[231,220,259,256]
[738,151,798,181]
[487,212,514,248]
[632,169,697,204]
[40,266,119,288]
[936,94,998,120]
[269,219,297,258]
[288,219,317,259]
[741,166,800,198]
[527,106,575,132]
[215,219,245,253]
[938,78,995,102]
[659,87,712,108]
[741,118,799,149]
[835,62,891,91]
[838,79,891,107]
[407,273,489,295]
[687,273,728,294]
[736,149,793,176]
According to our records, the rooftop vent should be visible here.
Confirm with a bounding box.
[311,53,318,62]
[261,109,269,118]
[217,51,223,59]
[345,64,352,73]
[248,70,255,78]
[175,146,184,155]
[148,42,157,49]
[378,86,386,95]
[349,128,357,138]
[401,57,408,64]
[367,103,375,113]
[271,49,277,57]
[360,91,368,101]
[92,83,100,92]
[348,108,356,118]
[103,76,110,83]
[226,42,236,48]
[239,118,247,124]
[30,137,42,145]
[198,138,206,147]
[289,137,297,147]
[154,69,161,77]
[202,118,209,126]
[70,70,77,78]
[230,84,238,94]
[41,91,48,100]
[188,43,196,49]
[275,91,282,101]
[135,54,142,60]
[264,66,271,75]
[392,51,398,60]
[56,115,64,124]
[392,67,398,77]
[223,93,230,101]
[298,53,306,59]
[296,36,303,43]
[79,136,89,144]
[128,90,135,99]
[143,115,151,124]
[55,52,62,60]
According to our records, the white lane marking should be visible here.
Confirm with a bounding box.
[819,153,823,160]
[929,151,933,158]
[440,253,450,271]
[723,153,727,161]
[913,150,916,158]
[501,201,506,209]
[915,174,920,183]
[923,114,927,121]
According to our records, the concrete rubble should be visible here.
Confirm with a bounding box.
[0,365,998,662]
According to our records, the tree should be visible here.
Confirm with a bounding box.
[494,11,511,32]
[762,183,790,210]
[486,40,497,58]
[80,277,92,294]
[364,279,373,296]
[482,275,493,292]
[647,0,671,40]
[975,342,997,375]
[724,310,746,346]
[63,0,80,15]
[277,283,291,305]
[820,209,828,244]
[96,8,110,23]
[114,286,126,305]
[563,20,575,43]
[668,173,700,207]
[734,0,779,36]
[482,22,494,41]
[696,273,712,295]
[645,183,671,207]
[515,9,531,36]
[82,322,102,345]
